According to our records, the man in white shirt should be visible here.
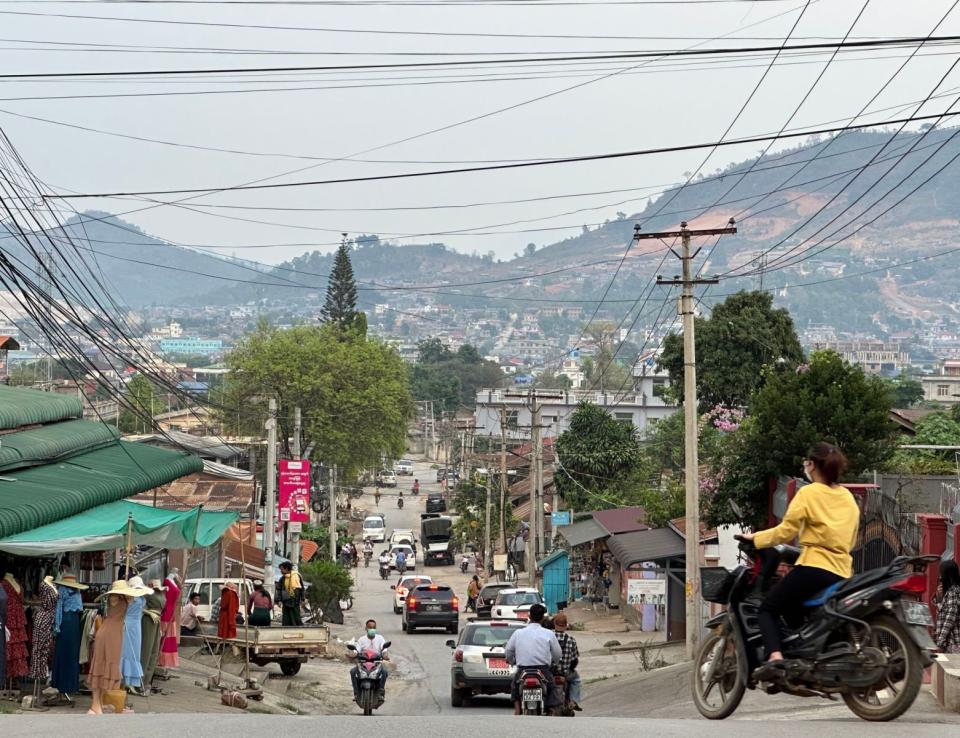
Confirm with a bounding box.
[351,619,390,699]
[504,604,562,714]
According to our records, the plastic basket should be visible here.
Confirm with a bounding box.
[700,567,735,604]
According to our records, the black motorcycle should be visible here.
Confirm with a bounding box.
[692,502,937,722]
[379,561,390,580]
[516,667,551,716]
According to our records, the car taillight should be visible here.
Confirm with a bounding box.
[407,596,417,610]
[454,649,463,662]
[452,597,460,610]
[890,574,926,595]
[523,677,540,687]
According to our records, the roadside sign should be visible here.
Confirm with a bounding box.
[551,511,571,526]
[279,459,311,524]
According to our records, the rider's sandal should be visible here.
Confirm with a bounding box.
[751,660,787,682]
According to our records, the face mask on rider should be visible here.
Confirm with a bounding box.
[367,628,377,638]
[802,459,813,482]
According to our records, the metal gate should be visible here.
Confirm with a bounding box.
[850,490,918,574]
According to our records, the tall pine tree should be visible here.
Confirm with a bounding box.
[321,237,360,331]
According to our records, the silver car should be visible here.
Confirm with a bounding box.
[447,619,526,707]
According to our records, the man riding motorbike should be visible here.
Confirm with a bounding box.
[398,489,404,509]
[738,442,859,682]
[350,619,390,701]
[340,541,354,568]
[504,603,562,715]
[412,479,420,495]
[378,550,391,579]
[395,548,407,575]
[363,539,374,567]
[553,613,582,712]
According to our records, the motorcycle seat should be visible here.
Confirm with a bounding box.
[802,568,887,607]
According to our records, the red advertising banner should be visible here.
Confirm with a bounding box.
[279,459,311,524]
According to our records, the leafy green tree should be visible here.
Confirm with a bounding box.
[320,241,361,331]
[409,339,503,412]
[555,402,642,511]
[709,350,896,525]
[224,321,412,477]
[119,373,158,434]
[533,369,573,390]
[417,338,453,364]
[884,371,924,408]
[890,411,960,473]
[300,559,353,624]
[659,291,804,411]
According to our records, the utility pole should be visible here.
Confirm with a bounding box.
[484,472,492,577]
[264,398,278,568]
[329,464,338,562]
[290,406,302,567]
[648,219,737,660]
[527,391,542,586]
[499,406,509,554]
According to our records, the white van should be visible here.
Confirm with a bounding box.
[362,514,387,542]
[394,459,414,476]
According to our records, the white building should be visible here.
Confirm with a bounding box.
[474,367,677,440]
[921,360,960,405]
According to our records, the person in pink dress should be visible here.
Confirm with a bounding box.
[158,571,181,668]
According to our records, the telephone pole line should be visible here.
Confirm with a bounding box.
[290,406,302,566]
[645,219,737,660]
[264,398,278,568]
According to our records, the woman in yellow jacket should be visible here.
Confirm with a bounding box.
[740,442,860,679]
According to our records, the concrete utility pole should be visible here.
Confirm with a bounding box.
[484,472,492,576]
[264,398,278,568]
[329,464,338,562]
[527,392,542,586]
[499,406,509,554]
[647,219,737,660]
[290,406,302,566]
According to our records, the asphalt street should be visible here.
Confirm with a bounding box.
[345,457,515,716]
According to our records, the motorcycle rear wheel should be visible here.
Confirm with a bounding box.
[841,614,922,722]
[691,628,746,720]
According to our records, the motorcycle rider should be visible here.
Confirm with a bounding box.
[739,442,859,681]
[340,541,354,568]
[412,479,420,495]
[350,619,390,701]
[460,552,471,573]
[504,603,562,715]
[378,549,391,578]
[553,613,582,712]
[395,548,408,574]
[363,538,374,565]
[398,489,404,509]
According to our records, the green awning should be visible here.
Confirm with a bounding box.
[0,419,121,472]
[0,385,82,430]
[0,441,203,538]
[0,500,238,556]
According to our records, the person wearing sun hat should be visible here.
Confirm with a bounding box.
[87,580,147,714]
[121,576,154,692]
[51,572,89,699]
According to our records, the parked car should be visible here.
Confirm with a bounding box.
[378,470,398,488]
[391,574,434,614]
[426,493,447,513]
[394,459,415,476]
[403,582,459,634]
[491,588,544,620]
[447,619,526,707]
[184,578,255,624]
[476,582,514,619]
[362,514,387,543]
[389,544,417,570]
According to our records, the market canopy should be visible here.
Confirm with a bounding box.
[0,500,238,556]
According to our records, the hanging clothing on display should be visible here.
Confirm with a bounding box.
[51,575,87,695]
[120,577,152,689]
[3,574,29,680]
[29,579,59,681]
[140,583,166,689]
[158,575,181,668]
[88,595,128,692]
[217,583,240,641]
[0,582,7,684]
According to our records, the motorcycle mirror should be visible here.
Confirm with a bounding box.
[346,644,357,652]
[445,639,456,649]
[382,641,392,649]
[728,500,745,521]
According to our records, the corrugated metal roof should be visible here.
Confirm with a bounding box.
[558,518,608,547]
[606,527,685,566]
[0,441,203,538]
[130,472,255,514]
[593,506,648,535]
[0,386,83,430]
[0,420,120,472]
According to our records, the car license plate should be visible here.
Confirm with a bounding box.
[903,601,933,626]
[487,658,509,669]
[426,604,441,612]
[522,689,542,703]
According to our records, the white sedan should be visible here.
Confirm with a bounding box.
[389,544,417,571]
[491,588,544,620]
[391,574,434,614]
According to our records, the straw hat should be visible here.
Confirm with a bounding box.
[98,579,148,600]
[127,576,154,595]
[53,573,89,591]
[149,578,167,591]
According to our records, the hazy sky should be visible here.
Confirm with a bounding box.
[2,0,959,265]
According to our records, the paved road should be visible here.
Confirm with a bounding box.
[345,457,513,716]
[6,714,956,737]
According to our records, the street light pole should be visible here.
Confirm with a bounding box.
[264,398,278,568]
